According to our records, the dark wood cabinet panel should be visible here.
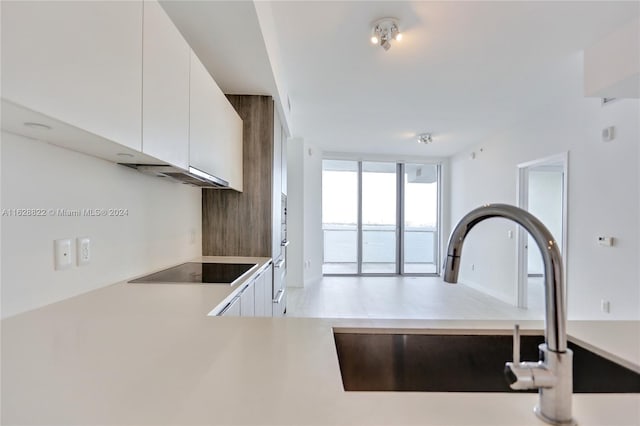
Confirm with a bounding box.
[202,95,274,256]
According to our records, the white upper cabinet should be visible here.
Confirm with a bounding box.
[1,1,143,151]
[2,0,243,188]
[221,96,244,191]
[189,52,243,191]
[142,1,190,169]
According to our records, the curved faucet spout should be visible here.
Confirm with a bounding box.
[444,204,573,425]
[443,203,566,353]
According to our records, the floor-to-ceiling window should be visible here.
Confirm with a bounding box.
[322,160,359,274]
[402,164,439,274]
[361,162,397,273]
[322,160,440,276]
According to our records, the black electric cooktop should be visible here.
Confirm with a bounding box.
[129,262,256,284]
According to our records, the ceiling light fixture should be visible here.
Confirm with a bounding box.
[417,133,433,144]
[370,18,402,51]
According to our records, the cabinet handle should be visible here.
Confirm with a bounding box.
[217,296,239,316]
[281,240,290,247]
[217,302,232,316]
[273,289,285,304]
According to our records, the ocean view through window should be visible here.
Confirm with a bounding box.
[322,160,440,276]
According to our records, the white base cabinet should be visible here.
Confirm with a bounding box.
[216,264,273,317]
[254,266,273,317]
[239,280,255,317]
[253,270,267,317]
[219,296,241,317]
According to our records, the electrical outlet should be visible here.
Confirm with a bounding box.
[54,239,72,270]
[76,237,90,266]
[189,229,196,245]
[471,263,475,271]
[601,300,610,314]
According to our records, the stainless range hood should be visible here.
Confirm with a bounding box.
[121,164,229,188]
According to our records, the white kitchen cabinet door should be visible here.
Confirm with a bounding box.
[253,271,269,317]
[1,1,143,151]
[189,52,243,190]
[222,98,244,191]
[142,0,190,169]
[239,281,255,317]
[264,265,274,317]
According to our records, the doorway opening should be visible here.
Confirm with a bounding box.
[516,153,568,310]
[322,160,441,276]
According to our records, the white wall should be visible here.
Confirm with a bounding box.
[1,132,202,318]
[303,140,323,285]
[584,18,640,98]
[527,169,563,275]
[286,138,323,287]
[287,137,304,287]
[449,53,639,320]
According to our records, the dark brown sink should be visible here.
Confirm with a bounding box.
[333,332,640,393]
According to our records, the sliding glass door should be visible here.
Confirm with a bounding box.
[402,164,439,274]
[322,160,358,274]
[362,162,397,273]
[322,160,440,276]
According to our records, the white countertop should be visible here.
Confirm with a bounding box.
[2,258,639,426]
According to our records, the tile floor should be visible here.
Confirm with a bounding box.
[287,275,545,320]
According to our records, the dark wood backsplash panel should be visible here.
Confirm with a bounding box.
[202,95,274,257]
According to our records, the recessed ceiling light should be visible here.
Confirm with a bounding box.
[116,152,134,158]
[23,122,51,130]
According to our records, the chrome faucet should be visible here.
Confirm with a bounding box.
[444,204,575,426]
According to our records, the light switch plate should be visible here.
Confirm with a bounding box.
[54,239,72,270]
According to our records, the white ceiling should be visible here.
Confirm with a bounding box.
[161,1,277,96]
[164,1,639,158]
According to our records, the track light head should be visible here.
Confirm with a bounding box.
[417,133,433,144]
[370,18,401,51]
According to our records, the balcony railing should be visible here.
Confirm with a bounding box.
[322,224,438,274]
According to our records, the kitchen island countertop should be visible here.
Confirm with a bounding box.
[2,257,639,426]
